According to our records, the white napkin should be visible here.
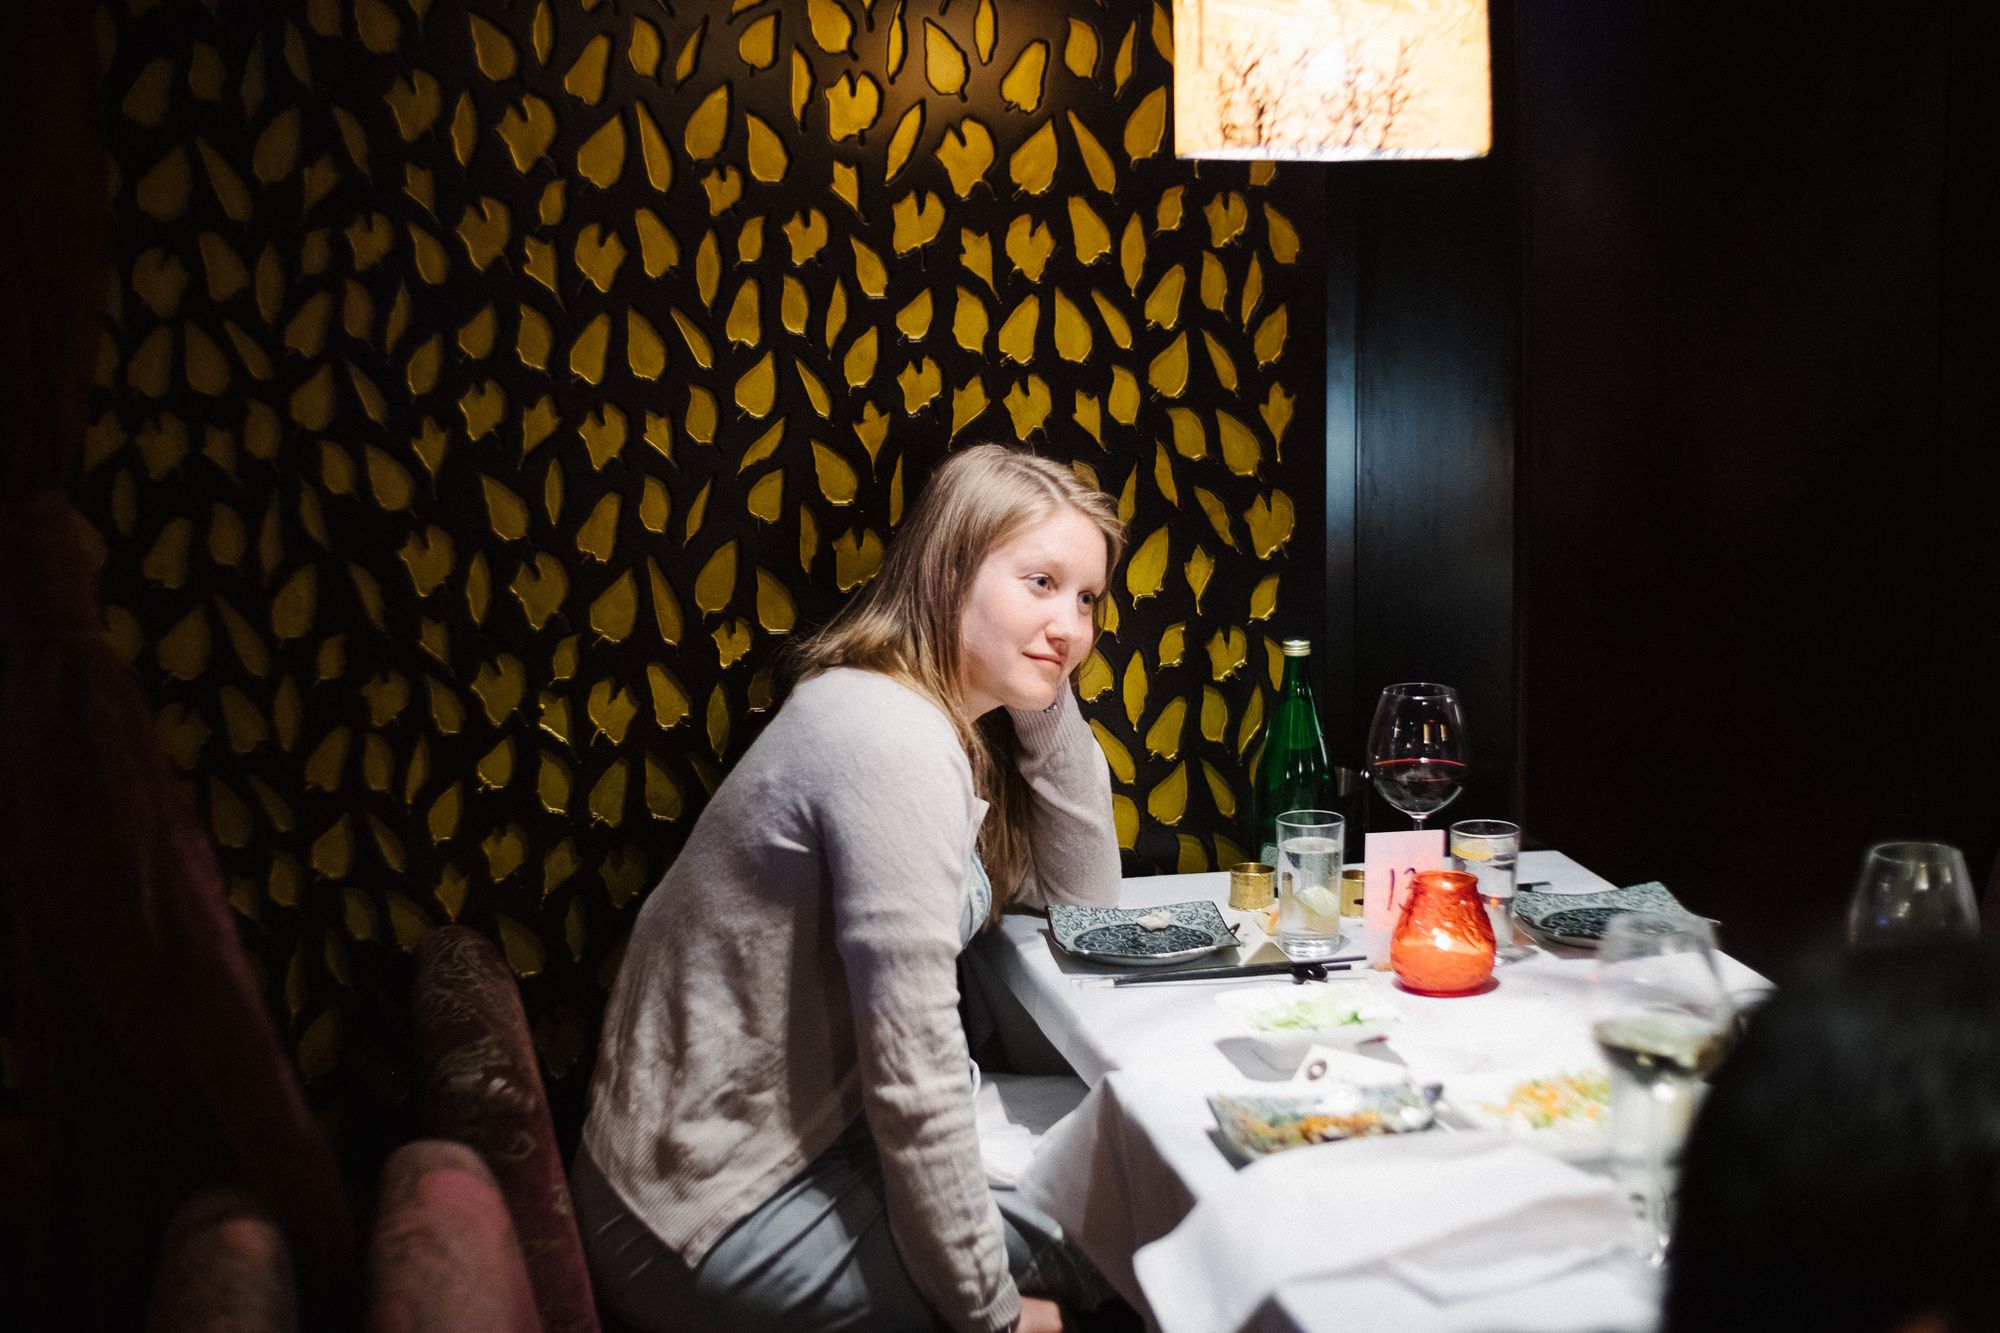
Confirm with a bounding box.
[1131,1131,1625,1333]
[974,1071,1091,1189]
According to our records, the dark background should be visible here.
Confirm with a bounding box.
[1322,0,1999,979]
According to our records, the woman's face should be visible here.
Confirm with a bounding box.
[959,506,1108,715]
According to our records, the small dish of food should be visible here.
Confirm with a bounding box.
[1213,983,1401,1071]
[1442,1068,1612,1162]
[1208,1082,1439,1159]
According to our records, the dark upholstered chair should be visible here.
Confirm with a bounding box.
[411,927,598,1333]
[367,1141,542,1333]
[144,1188,297,1333]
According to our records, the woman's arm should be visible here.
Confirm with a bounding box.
[1005,687,1122,909]
[820,707,1023,1333]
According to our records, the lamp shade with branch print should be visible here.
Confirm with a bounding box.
[1173,0,1492,160]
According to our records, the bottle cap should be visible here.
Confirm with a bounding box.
[1280,638,1311,656]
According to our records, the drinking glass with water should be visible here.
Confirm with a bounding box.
[1450,819,1527,961]
[1276,810,1345,961]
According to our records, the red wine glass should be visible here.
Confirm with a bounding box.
[1366,682,1469,829]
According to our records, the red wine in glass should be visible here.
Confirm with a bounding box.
[1367,683,1470,829]
[1370,758,1468,822]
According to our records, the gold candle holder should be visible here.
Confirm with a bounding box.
[1340,867,1367,918]
[1228,862,1275,911]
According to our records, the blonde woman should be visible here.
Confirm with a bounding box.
[575,445,1126,1333]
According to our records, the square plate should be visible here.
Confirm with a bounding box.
[1208,1083,1438,1159]
[1047,900,1236,966]
[1515,881,1690,945]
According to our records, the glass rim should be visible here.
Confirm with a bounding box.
[1275,809,1343,827]
[1598,908,1716,946]
[1861,840,1966,864]
[1449,819,1520,840]
[1379,681,1459,699]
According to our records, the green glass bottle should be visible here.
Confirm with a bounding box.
[1248,639,1333,865]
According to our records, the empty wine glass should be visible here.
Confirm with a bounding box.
[1847,841,1977,948]
[1590,911,1733,1268]
[1366,683,1469,829]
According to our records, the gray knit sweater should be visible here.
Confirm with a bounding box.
[581,667,1120,1333]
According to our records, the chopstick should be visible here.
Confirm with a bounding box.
[1071,954,1367,989]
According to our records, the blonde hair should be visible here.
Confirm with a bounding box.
[790,444,1125,918]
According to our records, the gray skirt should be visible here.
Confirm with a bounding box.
[572,1119,1094,1333]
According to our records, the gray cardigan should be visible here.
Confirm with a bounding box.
[582,667,1120,1333]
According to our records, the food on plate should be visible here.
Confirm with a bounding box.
[1209,1084,1438,1156]
[1134,910,1177,931]
[1240,989,1398,1034]
[1476,1071,1610,1132]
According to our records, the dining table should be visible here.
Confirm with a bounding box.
[964,850,1771,1333]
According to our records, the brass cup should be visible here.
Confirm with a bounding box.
[1340,867,1368,918]
[1228,862,1275,911]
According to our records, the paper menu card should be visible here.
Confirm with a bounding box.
[1362,829,1445,961]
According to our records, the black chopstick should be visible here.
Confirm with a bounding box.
[1107,955,1364,987]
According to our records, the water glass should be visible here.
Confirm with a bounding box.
[1451,819,1527,961]
[1846,841,1978,948]
[1275,810,1345,961]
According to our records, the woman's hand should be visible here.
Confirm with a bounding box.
[1015,1295,1068,1333]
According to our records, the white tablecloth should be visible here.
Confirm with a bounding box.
[971,852,1767,1333]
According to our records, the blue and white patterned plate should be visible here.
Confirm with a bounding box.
[1515,881,1692,945]
[1047,900,1237,966]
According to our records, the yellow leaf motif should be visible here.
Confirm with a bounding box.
[1008,121,1059,195]
[726,281,763,347]
[590,571,638,641]
[951,376,989,439]
[808,0,854,54]
[1254,305,1289,365]
[886,102,925,182]
[1123,86,1167,162]
[1201,687,1228,742]
[1207,627,1248,683]
[1078,649,1114,700]
[1067,198,1111,265]
[1204,192,1249,247]
[925,20,968,95]
[738,13,779,68]
[997,295,1039,364]
[1120,214,1146,293]
[1186,544,1215,613]
[1204,332,1239,391]
[735,352,778,418]
[565,33,611,104]
[1066,113,1117,194]
[1090,291,1133,348]
[1108,365,1140,425]
[1218,411,1261,476]
[1053,292,1092,362]
[1001,41,1049,112]
[756,569,797,632]
[826,73,883,140]
[891,192,946,254]
[897,358,942,413]
[1127,525,1168,601]
[1195,487,1236,548]
[1145,697,1187,760]
[896,291,934,340]
[843,327,879,387]
[1261,383,1297,452]
[685,84,730,159]
[1005,216,1055,280]
[1148,333,1190,397]
[707,686,732,759]
[1090,719,1137,784]
[1241,253,1264,326]
[784,208,830,264]
[746,113,790,183]
[851,237,889,297]
[1266,204,1301,263]
[497,96,557,171]
[1123,652,1149,728]
[1147,762,1188,826]
[831,528,885,590]
[1250,575,1279,621]
[648,663,691,728]
[1001,377,1051,439]
[1144,264,1184,329]
[1113,794,1139,849]
[1202,761,1238,819]
[1244,490,1296,558]
[694,540,738,614]
[937,120,995,197]
[1065,19,1099,77]
[812,441,859,505]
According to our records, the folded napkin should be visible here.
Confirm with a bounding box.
[1131,1131,1624,1333]
[975,1071,1091,1189]
[1514,881,1690,938]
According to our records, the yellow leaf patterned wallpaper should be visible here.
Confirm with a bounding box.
[83,0,1321,1144]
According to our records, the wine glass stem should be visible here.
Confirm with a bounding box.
[1644,1079,1677,1267]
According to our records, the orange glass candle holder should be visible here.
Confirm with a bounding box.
[1390,869,1497,995]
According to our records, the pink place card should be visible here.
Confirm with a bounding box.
[1362,830,1446,959]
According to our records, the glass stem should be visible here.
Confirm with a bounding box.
[1645,1078,1676,1267]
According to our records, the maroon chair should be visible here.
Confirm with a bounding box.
[410,927,598,1333]
[367,1141,541,1333]
[144,1188,297,1333]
